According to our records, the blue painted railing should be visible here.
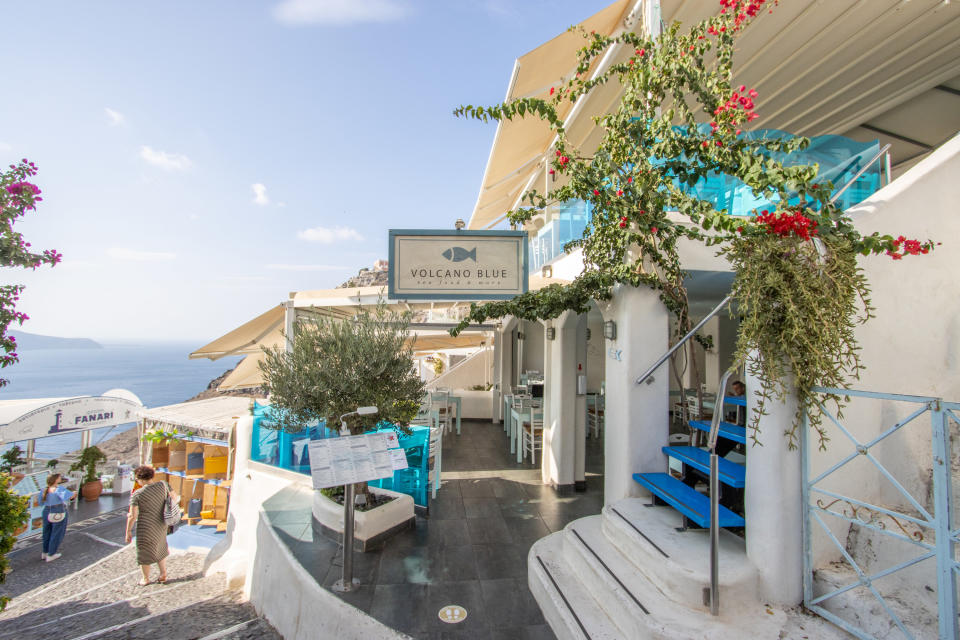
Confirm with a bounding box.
[802,388,959,639]
[250,403,432,506]
[527,131,882,274]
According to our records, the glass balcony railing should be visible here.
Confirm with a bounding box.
[526,131,883,274]
[528,199,591,275]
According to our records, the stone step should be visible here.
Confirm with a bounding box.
[561,515,789,638]
[528,533,625,640]
[600,498,758,615]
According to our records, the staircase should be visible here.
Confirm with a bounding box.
[529,393,782,639]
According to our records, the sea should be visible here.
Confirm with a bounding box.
[0,343,243,459]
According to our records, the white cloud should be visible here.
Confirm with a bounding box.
[252,183,270,206]
[273,0,409,26]
[105,107,125,126]
[297,225,363,244]
[265,264,351,272]
[139,145,192,171]
[107,247,177,262]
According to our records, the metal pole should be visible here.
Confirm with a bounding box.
[635,295,733,385]
[884,152,892,186]
[710,452,720,616]
[338,482,356,593]
[829,144,890,204]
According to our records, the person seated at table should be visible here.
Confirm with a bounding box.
[726,381,746,426]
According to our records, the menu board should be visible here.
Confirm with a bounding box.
[307,431,408,490]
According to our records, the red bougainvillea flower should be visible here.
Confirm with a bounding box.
[616,189,623,196]
[626,176,633,183]
[549,87,555,95]
[756,209,818,240]
[593,189,600,196]
[651,227,658,234]
[548,169,555,175]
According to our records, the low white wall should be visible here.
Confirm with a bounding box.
[456,389,494,420]
[249,511,409,640]
[426,347,492,391]
[204,415,311,591]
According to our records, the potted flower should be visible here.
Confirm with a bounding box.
[70,446,107,501]
[259,302,426,549]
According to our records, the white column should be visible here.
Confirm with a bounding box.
[283,300,296,352]
[744,366,803,606]
[541,311,579,490]
[491,332,501,423]
[601,284,669,504]
[496,317,517,422]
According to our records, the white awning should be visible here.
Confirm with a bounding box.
[469,0,960,229]
[138,396,252,441]
[0,390,144,444]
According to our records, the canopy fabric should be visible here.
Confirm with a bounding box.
[467,0,634,230]
[218,353,268,391]
[215,331,490,391]
[138,396,252,441]
[469,0,960,230]
[190,304,285,360]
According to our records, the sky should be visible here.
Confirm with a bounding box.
[1,0,614,344]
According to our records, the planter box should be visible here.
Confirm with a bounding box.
[312,486,414,552]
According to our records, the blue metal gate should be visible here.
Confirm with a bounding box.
[802,387,960,640]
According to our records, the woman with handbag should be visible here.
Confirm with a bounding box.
[125,465,178,586]
[39,473,75,562]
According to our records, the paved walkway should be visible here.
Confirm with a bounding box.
[1,510,281,639]
[266,418,605,639]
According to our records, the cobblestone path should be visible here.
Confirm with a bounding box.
[1,513,282,640]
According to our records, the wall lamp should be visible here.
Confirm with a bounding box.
[586,328,591,341]
[603,320,617,340]
[541,265,553,279]
[546,327,556,340]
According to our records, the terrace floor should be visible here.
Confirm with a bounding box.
[264,417,605,639]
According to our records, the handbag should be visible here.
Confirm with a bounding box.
[47,503,67,523]
[187,479,202,519]
[163,483,182,534]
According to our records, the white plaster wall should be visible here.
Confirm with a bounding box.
[522,320,545,374]
[249,513,409,640]
[426,347,492,392]
[586,309,606,392]
[806,133,960,567]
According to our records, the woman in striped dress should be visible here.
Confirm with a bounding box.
[124,465,177,585]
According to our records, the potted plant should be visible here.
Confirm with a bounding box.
[259,302,426,549]
[70,446,107,501]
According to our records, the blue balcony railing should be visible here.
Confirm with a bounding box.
[527,131,883,274]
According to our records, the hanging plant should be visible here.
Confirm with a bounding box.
[451,0,934,448]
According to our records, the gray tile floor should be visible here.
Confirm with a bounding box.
[264,418,605,639]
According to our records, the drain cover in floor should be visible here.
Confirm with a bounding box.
[438,605,468,624]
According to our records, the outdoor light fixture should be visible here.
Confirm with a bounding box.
[517,331,525,341]
[541,265,553,279]
[586,328,591,341]
[455,218,466,230]
[546,327,556,340]
[339,406,379,435]
[604,320,617,340]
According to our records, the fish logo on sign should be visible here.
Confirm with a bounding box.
[441,247,476,262]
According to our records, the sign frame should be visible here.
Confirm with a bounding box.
[387,229,529,301]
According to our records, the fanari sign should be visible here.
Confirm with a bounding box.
[388,229,528,300]
[0,395,143,444]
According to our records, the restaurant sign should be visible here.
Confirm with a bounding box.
[388,229,528,300]
[0,394,143,444]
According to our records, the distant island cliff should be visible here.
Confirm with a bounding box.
[9,331,103,350]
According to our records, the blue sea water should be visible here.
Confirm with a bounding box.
[0,343,242,459]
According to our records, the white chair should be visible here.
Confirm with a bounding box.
[428,426,443,499]
[588,394,605,439]
[520,402,544,464]
[431,390,452,433]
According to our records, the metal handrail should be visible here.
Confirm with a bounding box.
[828,143,890,204]
[635,295,733,386]
[708,367,737,616]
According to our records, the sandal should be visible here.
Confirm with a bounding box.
[157,576,167,584]
[138,578,152,586]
